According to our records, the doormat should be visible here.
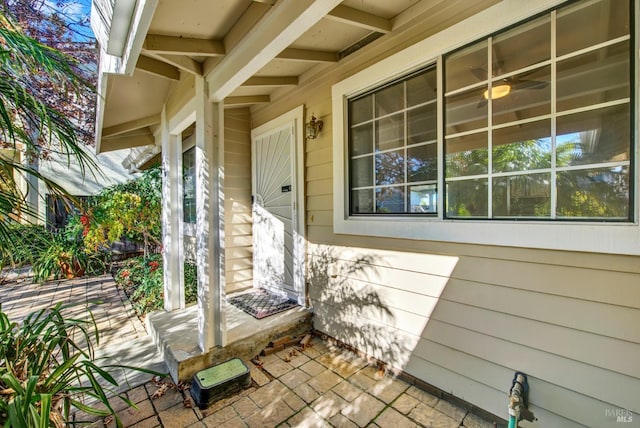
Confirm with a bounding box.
[228,288,298,319]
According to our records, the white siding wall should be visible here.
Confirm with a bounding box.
[224,108,253,293]
[251,1,640,426]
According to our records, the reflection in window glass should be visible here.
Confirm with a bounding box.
[557,166,629,219]
[492,120,551,173]
[352,189,373,214]
[493,173,551,217]
[556,105,630,167]
[376,113,404,151]
[408,104,436,144]
[445,40,488,92]
[443,0,631,220]
[183,147,196,224]
[446,179,488,217]
[556,41,629,112]
[350,94,373,125]
[348,67,437,215]
[376,82,404,117]
[351,124,374,156]
[350,157,373,188]
[408,143,437,182]
[556,0,629,57]
[492,66,551,126]
[409,184,437,213]
[376,187,405,213]
[492,15,550,75]
[445,88,488,135]
[376,151,404,186]
[445,133,488,177]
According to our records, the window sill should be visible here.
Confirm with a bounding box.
[334,215,640,255]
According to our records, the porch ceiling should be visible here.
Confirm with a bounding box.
[97,0,500,153]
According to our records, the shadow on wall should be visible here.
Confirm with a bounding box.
[307,245,417,369]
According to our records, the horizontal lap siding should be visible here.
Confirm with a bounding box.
[224,108,252,294]
[248,2,640,426]
[308,243,640,427]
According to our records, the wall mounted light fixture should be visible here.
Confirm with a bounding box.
[305,114,323,140]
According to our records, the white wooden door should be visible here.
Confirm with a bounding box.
[252,123,296,299]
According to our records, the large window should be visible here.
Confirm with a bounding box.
[347,0,632,221]
[349,67,438,215]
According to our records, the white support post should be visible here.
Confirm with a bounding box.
[21,152,40,224]
[161,107,185,311]
[195,76,226,351]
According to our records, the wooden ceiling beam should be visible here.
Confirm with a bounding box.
[224,95,270,106]
[144,52,203,75]
[102,114,161,138]
[136,55,180,80]
[206,0,342,102]
[326,5,392,33]
[144,34,225,57]
[242,76,298,86]
[276,48,338,63]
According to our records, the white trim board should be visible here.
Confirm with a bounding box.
[331,0,640,255]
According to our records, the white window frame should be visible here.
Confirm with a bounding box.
[332,0,640,255]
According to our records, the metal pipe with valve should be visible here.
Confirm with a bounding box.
[508,372,536,428]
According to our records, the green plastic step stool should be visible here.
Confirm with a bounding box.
[190,358,251,409]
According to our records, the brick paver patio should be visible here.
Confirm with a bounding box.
[1,274,496,428]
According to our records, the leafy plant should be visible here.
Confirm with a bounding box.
[80,167,162,258]
[32,220,108,283]
[0,303,156,427]
[184,261,198,304]
[114,256,198,317]
[0,224,51,270]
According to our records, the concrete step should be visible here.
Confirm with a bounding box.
[146,304,313,383]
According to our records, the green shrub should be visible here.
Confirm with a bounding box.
[0,303,157,427]
[115,256,198,317]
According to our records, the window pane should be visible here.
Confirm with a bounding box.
[557,166,629,219]
[409,184,437,213]
[183,147,196,224]
[446,179,488,217]
[351,123,373,156]
[445,133,488,177]
[492,15,550,75]
[376,113,404,151]
[557,0,629,57]
[492,66,550,125]
[407,68,437,106]
[376,81,404,116]
[445,88,488,135]
[557,41,629,112]
[376,150,404,185]
[376,187,405,213]
[350,94,373,125]
[350,156,373,188]
[493,173,551,217]
[492,120,551,173]
[556,104,630,167]
[408,104,436,144]
[408,143,437,182]
[445,40,487,92]
[352,189,374,213]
